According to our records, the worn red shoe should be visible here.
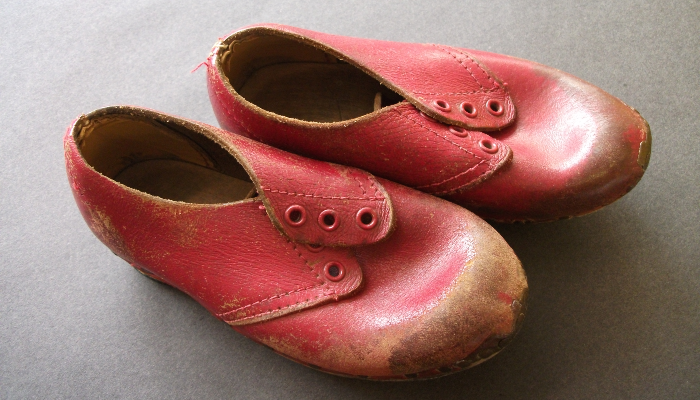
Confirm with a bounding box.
[207,24,651,222]
[65,106,527,380]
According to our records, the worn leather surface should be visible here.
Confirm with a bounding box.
[66,108,367,326]
[444,50,651,221]
[3,1,697,398]
[64,106,527,378]
[208,24,650,222]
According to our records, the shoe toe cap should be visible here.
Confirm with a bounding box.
[236,191,527,379]
[452,51,651,221]
[384,217,528,377]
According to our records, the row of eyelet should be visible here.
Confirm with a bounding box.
[431,99,504,118]
[422,120,498,157]
[284,206,377,230]
[283,206,374,283]
[447,127,497,153]
[422,115,499,154]
[423,101,501,154]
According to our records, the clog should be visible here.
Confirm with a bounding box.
[64,106,527,380]
[206,24,651,222]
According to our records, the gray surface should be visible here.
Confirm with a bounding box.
[1,1,698,398]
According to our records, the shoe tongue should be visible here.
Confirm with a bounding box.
[220,131,396,247]
[250,24,515,131]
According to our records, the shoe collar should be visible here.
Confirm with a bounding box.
[215,23,516,131]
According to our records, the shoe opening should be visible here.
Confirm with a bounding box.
[218,31,404,123]
[74,112,256,204]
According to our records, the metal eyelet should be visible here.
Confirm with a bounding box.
[284,205,306,226]
[449,126,469,137]
[479,139,498,154]
[356,207,377,230]
[432,99,451,112]
[318,210,339,231]
[460,102,477,118]
[323,261,345,281]
[486,99,504,116]
[305,243,325,253]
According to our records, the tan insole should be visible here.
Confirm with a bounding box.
[115,159,255,204]
[238,63,400,122]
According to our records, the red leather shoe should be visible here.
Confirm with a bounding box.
[65,106,527,380]
[207,24,651,222]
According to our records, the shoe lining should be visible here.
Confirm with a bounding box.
[76,115,255,204]
[220,33,404,122]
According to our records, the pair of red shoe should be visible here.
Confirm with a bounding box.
[65,24,650,380]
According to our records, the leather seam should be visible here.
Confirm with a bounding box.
[210,79,263,142]
[414,159,488,191]
[218,283,323,320]
[260,187,385,201]
[451,47,497,87]
[431,44,485,90]
[218,242,325,321]
[396,109,507,192]
[367,176,381,198]
[353,176,367,196]
[291,242,323,280]
[412,88,499,95]
[438,45,497,89]
[227,291,336,323]
[398,109,486,161]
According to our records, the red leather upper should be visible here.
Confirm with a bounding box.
[245,24,516,131]
[208,24,651,222]
[444,50,651,220]
[64,106,527,378]
[209,75,512,197]
[65,107,370,325]
[233,135,395,246]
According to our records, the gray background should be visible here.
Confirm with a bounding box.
[1,1,698,398]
